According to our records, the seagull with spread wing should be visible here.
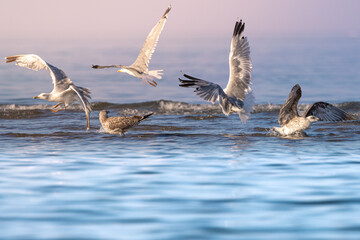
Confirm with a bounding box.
[5,54,92,130]
[179,20,254,123]
[274,84,356,136]
[92,6,171,87]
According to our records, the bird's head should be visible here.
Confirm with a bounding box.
[306,115,320,123]
[33,93,50,100]
[117,67,134,76]
[99,109,109,119]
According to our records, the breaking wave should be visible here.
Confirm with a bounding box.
[1,99,359,119]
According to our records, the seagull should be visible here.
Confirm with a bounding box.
[5,54,92,130]
[179,20,254,123]
[273,84,356,136]
[92,6,171,87]
[99,110,153,136]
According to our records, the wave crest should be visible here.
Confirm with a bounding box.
[1,100,358,119]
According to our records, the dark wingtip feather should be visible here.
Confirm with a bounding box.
[291,84,302,96]
[179,78,197,87]
[233,19,245,37]
[5,56,17,63]
[92,65,99,69]
[162,5,172,18]
[178,78,189,83]
[179,84,195,87]
[305,101,357,121]
[182,73,201,80]
[342,110,357,120]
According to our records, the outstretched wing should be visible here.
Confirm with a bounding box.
[5,54,71,91]
[92,64,123,69]
[279,84,302,126]
[224,20,252,101]
[69,85,92,130]
[179,74,242,115]
[303,102,356,121]
[130,6,171,72]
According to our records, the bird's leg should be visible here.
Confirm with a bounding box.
[51,103,66,113]
[147,79,157,87]
[52,102,62,109]
[51,107,66,113]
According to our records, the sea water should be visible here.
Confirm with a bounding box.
[0,37,359,239]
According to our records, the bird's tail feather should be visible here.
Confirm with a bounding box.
[218,91,254,124]
[141,112,154,121]
[148,70,163,79]
[238,90,255,123]
[142,70,163,87]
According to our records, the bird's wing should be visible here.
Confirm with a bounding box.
[69,85,92,130]
[279,84,302,126]
[5,54,71,92]
[303,102,356,121]
[92,64,123,69]
[69,85,92,112]
[107,116,142,131]
[223,20,252,101]
[179,74,242,116]
[130,6,171,72]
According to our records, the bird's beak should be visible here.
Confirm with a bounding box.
[117,69,122,72]
[33,96,38,99]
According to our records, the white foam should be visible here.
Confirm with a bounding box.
[0,104,84,111]
[158,100,219,114]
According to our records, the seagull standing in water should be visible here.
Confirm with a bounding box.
[99,110,153,136]
[274,84,355,136]
[179,20,254,123]
[92,6,171,87]
[6,54,92,130]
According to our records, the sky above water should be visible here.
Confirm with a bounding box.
[1,0,359,104]
[1,0,360,40]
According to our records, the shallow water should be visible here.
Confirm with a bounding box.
[0,37,360,239]
[1,99,360,239]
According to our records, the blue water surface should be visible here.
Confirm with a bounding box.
[0,37,360,239]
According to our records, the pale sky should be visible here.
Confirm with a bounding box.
[0,0,359,103]
[1,0,360,40]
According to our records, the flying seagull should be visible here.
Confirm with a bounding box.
[6,54,92,130]
[273,84,356,136]
[99,110,153,136]
[92,6,171,87]
[179,20,254,123]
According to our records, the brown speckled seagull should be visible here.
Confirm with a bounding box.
[99,110,153,136]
